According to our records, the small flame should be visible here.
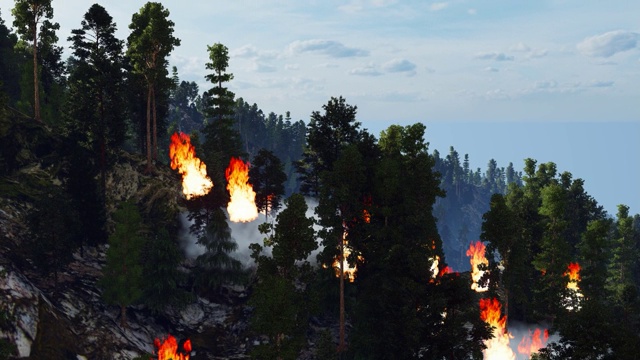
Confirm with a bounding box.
[363,209,371,223]
[225,157,258,223]
[331,231,361,283]
[153,334,191,360]
[479,298,515,360]
[564,262,583,310]
[169,132,213,199]
[466,241,489,292]
[517,328,549,357]
[565,262,581,291]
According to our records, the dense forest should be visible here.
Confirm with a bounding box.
[0,2,639,360]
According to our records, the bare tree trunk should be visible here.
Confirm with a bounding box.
[33,27,40,122]
[146,84,152,173]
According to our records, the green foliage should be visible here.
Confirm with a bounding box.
[100,201,145,327]
[26,186,81,287]
[192,207,244,290]
[249,148,287,219]
[0,338,16,360]
[141,228,191,312]
[11,0,59,121]
[65,3,127,176]
[204,43,234,122]
[249,194,317,360]
[127,1,180,169]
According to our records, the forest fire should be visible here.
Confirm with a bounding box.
[153,334,191,360]
[517,328,549,358]
[479,298,516,360]
[169,132,213,199]
[565,262,581,291]
[332,237,360,283]
[466,241,489,292]
[225,157,258,222]
[564,262,583,310]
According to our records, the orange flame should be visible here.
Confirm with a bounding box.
[479,298,515,360]
[225,157,258,223]
[169,132,214,199]
[565,262,581,291]
[154,334,191,360]
[466,241,488,292]
[332,236,361,283]
[517,328,549,357]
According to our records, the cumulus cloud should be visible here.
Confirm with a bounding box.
[474,52,514,61]
[430,2,448,11]
[382,58,417,75]
[288,39,369,58]
[349,64,382,76]
[577,30,639,57]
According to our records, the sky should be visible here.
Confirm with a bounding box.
[0,0,638,215]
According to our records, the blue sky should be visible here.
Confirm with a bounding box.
[0,0,638,215]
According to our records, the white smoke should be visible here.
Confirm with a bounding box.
[177,197,320,268]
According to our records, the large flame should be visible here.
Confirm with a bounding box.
[154,334,191,360]
[479,298,516,360]
[517,328,549,358]
[225,157,258,223]
[466,241,489,292]
[169,132,213,199]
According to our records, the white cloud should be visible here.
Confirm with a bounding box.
[232,44,259,58]
[285,64,300,70]
[527,48,548,59]
[287,39,369,58]
[250,62,277,73]
[484,66,499,72]
[382,58,417,75]
[349,64,382,76]
[510,42,531,52]
[430,2,449,11]
[474,52,515,61]
[577,30,639,57]
[467,8,477,15]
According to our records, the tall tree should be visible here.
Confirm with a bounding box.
[127,2,180,171]
[295,96,361,197]
[249,194,317,360]
[249,148,287,219]
[11,0,58,121]
[67,3,126,196]
[100,201,145,328]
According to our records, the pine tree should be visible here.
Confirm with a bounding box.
[100,201,145,328]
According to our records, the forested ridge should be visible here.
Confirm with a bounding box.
[0,2,639,360]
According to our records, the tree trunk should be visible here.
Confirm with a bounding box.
[33,26,40,122]
[146,84,152,173]
[120,304,127,328]
[338,232,345,353]
[152,86,158,162]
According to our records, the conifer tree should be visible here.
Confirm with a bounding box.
[100,201,145,328]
